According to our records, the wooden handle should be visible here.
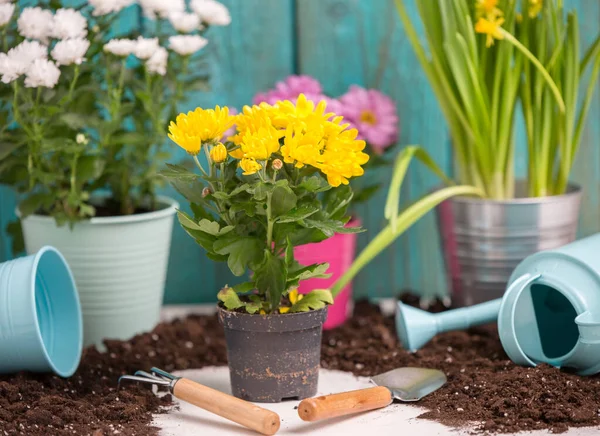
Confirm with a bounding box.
[173,378,280,435]
[298,386,392,422]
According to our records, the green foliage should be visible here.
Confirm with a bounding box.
[162,149,360,314]
[0,2,212,227]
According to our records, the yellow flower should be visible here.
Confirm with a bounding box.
[209,143,227,163]
[239,158,262,175]
[280,126,324,169]
[168,106,234,155]
[271,94,333,130]
[528,0,542,18]
[289,289,303,304]
[475,17,505,47]
[475,0,503,20]
[279,307,290,314]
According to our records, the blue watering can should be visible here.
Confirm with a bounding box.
[396,233,600,375]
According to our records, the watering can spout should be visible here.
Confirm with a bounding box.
[576,311,600,343]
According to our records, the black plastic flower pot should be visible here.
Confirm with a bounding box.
[218,306,328,403]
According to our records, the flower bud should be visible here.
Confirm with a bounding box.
[272,159,283,170]
[76,133,88,145]
[202,187,212,198]
[209,143,228,163]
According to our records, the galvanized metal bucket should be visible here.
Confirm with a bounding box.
[436,182,582,306]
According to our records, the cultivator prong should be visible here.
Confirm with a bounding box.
[118,367,179,391]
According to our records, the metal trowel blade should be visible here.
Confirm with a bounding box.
[371,367,447,401]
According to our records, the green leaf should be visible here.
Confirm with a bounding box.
[230,201,256,217]
[213,236,263,276]
[276,204,319,223]
[299,175,330,192]
[254,250,287,311]
[271,185,297,217]
[217,287,243,310]
[289,289,333,313]
[233,281,255,294]
[0,142,22,160]
[301,218,361,238]
[323,185,353,220]
[284,236,294,267]
[385,145,453,232]
[18,193,54,217]
[288,262,331,282]
[76,156,105,188]
[178,210,203,230]
[171,178,206,204]
[160,163,198,180]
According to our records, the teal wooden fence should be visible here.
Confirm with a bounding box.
[1,0,600,304]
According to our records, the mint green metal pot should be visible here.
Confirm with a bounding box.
[19,196,178,348]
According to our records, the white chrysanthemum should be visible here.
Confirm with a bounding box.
[8,40,48,67]
[51,38,90,66]
[0,53,22,83]
[133,36,159,60]
[0,3,15,27]
[169,35,208,56]
[17,7,54,43]
[146,46,167,76]
[190,0,231,26]
[168,11,202,33]
[104,38,136,56]
[88,0,135,17]
[51,8,87,40]
[24,58,61,88]
[139,0,184,19]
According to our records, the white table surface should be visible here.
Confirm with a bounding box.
[155,303,600,436]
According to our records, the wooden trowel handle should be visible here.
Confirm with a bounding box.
[298,386,393,422]
[172,378,280,435]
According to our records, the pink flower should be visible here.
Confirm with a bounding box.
[338,85,398,154]
[253,75,323,105]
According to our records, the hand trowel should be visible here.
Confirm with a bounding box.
[297,367,446,422]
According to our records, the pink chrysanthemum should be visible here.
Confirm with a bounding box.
[338,85,398,154]
[253,75,323,105]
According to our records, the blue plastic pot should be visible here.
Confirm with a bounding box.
[0,246,82,377]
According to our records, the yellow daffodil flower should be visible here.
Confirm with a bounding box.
[475,0,503,20]
[528,0,542,18]
[168,106,234,155]
[209,143,228,163]
[239,158,262,175]
[475,17,505,47]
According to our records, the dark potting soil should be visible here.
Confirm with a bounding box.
[1,298,599,435]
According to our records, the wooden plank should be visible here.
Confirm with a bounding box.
[297,0,452,300]
[158,0,296,303]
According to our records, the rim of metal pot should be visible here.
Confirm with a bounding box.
[17,194,179,225]
[449,181,581,205]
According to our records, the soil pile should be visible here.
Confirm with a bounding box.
[2,299,600,434]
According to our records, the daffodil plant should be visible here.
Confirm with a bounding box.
[163,95,370,314]
[395,0,600,199]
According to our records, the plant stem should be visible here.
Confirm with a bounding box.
[193,154,208,177]
[66,65,80,103]
[266,191,274,252]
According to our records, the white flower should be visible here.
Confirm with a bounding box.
[51,38,90,66]
[104,38,136,56]
[139,0,184,19]
[0,3,15,27]
[76,133,89,145]
[24,58,60,88]
[146,47,167,76]
[168,11,202,33]
[17,7,54,43]
[133,36,159,60]
[190,0,231,26]
[1,40,49,82]
[88,0,135,17]
[51,8,87,40]
[169,35,208,56]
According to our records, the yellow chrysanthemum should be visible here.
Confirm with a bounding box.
[317,128,369,187]
[231,126,281,161]
[528,0,542,18]
[168,106,234,155]
[280,126,324,169]
[270,94,334,130]
[209,143,228,163]
[475,0,503,20]
[239,158,262,175]
[475,17,505,47]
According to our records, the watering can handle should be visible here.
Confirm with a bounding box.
[297,386,393,421]
[172,378,281,435]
